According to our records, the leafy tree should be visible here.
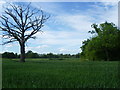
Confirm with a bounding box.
[84,37,105,60]
[93,22,120,61]
[81,22,120,61]
[80,39,90,59]
[26,50,39,58]
[0,3,49,62]
[2,52,16,58]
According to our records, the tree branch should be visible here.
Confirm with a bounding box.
[0,3,49,45]
[1,39,17,45]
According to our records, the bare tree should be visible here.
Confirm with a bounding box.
[0,3,49,62]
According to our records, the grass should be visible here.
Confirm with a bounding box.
[2,58,120,88]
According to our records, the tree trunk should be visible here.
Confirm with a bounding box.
[20,42,25,62]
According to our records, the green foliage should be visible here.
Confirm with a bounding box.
[81,22,120,61]
[80,39,90,59]
[2,59,120,88]
[2,52,18,58]
[26,50,39,58]
[1,51,80,59]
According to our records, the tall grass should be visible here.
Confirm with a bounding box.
[2,58,120,88]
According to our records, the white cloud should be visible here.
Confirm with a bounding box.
[58,48,80,54]
[26,29,87,54]
[0,0,6,13]
[99,0,118,3]
[0,35,2,38]
[85,2,117,25]
[36,45,48,49]
[1,43,19,53]
[5,44,13,48]
[26,45,49,52]
[55,14,93,32]
[34,30,88,46]
[0,1,6,4]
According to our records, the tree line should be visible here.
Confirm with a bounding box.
[1,50,80,59]
[80,22,120,61]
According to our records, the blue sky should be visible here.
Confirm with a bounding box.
[0,1,118,54]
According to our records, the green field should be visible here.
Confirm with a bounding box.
[2,58,120,88]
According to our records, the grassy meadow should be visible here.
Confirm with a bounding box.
[2,58,120,88]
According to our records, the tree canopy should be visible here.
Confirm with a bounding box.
[81,22,120,61]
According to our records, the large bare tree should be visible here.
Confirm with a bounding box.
[0,3,49,62]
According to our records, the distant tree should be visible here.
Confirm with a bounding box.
[75,53,80,58]
[15,53,18,58]
[26,50,33,58]
[0,3,49,62]
[2,52,16,58]
[47,53,54,58]
[26,50,39,58]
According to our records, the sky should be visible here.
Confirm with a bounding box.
[0,0,118,54]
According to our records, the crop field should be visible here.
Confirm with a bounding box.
[2,58,120,88]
